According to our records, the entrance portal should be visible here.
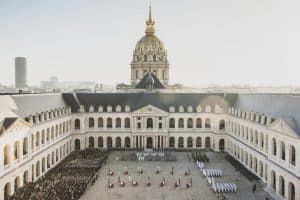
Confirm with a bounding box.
[146,137,153,149]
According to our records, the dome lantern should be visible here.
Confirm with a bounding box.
[145,5,155,36]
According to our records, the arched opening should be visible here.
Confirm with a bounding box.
[178,118,184,128]
[205,119,211,128]
[272,138,277,156]
[279,176,285,197]
[22,137,28,156]
[249,154,253,169]
[196,137,202,147]
[75,139,80,150]
[89,137,94,148]
[250,129,253,143]
[187,137,193,148]
[36,161,40,178]
[4,145,10,165]
[125,137,130,148]
[205,137,211,148]
[245,152,248,165]
[75,119,80,129]
[4,182,11,200]
[36,132,40,147]
[196,118,202,128]
[98,137,103,148]
[169,118,175,128]
[125,118,130,128]
[46,128,50,142]
[147,118,153,129]
[255,131,258,145]
[178,137,184,148]
[144,55,147,62]
[254,157,258,173]
[107,118,112,128]
[116,137,121,148]
[260,133,264,148]
[41,130,45,144]
[107,137,112,148]
[271,170,276,191]
[23,171,28,185]
[47,154,50,169]
[289,145,296,166]
[219,120,225,130]
[14,141,20,160]
[14,176,21,192]
[153,55,156,62]
[288,182,295,200]
[116,118,121,128]
[169,137,175,148]
[55,125,58,137]
[51,152,55,165]
[56,149,59,161]
[51,127,54,140]
[280,141,286,160]
[146,137,153,149]
[187,118,193,128]
[42,157,45,173]
[259,161,263,177]
[219,139,225,151]
[98,117,103,128]
[89,117,94,128]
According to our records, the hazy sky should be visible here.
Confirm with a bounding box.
[0,0,299,87]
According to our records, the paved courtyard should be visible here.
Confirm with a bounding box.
[80,151,268,200]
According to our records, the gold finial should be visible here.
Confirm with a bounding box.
[145,4,155,35]
[148,4,152,22]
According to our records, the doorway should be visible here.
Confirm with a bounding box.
[146,137,153,149]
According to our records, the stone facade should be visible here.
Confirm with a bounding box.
[130,6,169,86]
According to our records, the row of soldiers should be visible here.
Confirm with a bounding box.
[8,149,108,200]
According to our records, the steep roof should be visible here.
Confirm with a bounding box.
[64,92,237,113]
[135,72,165,89]
[234,94,300,134]
[10,93,67,118]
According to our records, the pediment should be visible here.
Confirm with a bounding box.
[268,118,297,137]
[1,118,31,136]
[133,104,167,115]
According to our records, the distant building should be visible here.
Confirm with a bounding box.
[15,57,27,89]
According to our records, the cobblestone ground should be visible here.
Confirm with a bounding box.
[80,151,268,200]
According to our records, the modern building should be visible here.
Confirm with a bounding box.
[15,57,27,89]
[0,7,299,200]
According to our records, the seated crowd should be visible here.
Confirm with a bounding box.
[8,148,108,200]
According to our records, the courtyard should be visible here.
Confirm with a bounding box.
[80,151,269,200]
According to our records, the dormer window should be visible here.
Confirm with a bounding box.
[116,105,121,112]
[89,106,94,113]
[179,106,184,113]
[196,105,202,113]
[205,105,211,113]
[169,106,175,112]
[125,105,131,112]
[107,106,112,112]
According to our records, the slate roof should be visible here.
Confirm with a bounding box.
[1,92,300,135]
[3,117,18,129]
[10,94,67,118]
[135,72,165,89]
[234,93,300,134]
[64,92,237,113]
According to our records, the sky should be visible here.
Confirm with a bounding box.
[0,0,299,87]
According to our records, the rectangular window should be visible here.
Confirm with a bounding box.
[159,123,162,129]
